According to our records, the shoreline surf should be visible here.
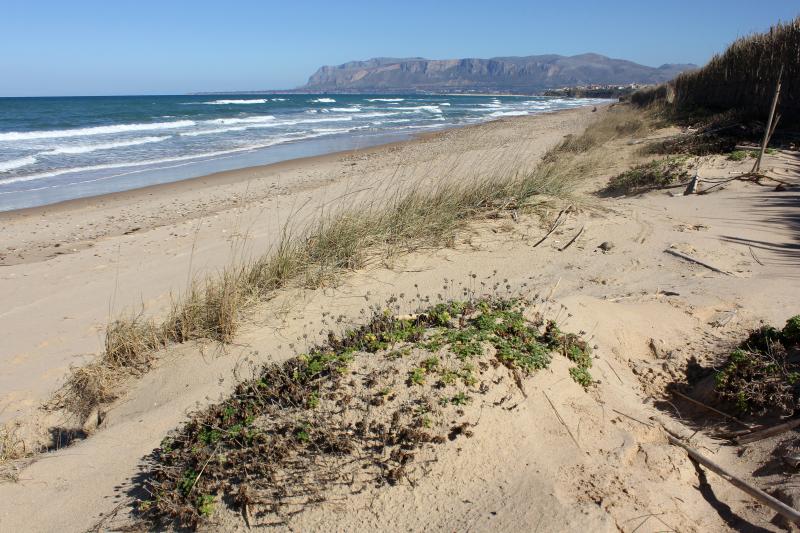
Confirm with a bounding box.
[0,95,609,212]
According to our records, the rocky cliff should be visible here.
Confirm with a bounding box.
[302,54,695,93]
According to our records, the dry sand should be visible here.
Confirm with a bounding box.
[1,107,799,532]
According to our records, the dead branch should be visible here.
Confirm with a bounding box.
[559,225,584,252]
[663,248,732,276]
[544,391,581,451]
[736,418,800,445]
[532,206,570,248]
[672,390,753,429]
[666,430,800,525]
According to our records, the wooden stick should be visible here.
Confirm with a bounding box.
[559,225,584,251]
[753,66,783,174]
[543,391,581,451]
[612,408,654,428]
[736,418,800,445]
[672,390,753,429]
[749,246,764,266]
[664,248,732,276]
[666,432,800,524]
[532,207,569,248]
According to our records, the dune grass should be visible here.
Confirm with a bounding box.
[57,107,648,420]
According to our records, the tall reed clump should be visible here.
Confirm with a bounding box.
[59,108,647,419]
[673,17,799,124]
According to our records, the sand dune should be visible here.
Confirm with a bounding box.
[1,107,799,532]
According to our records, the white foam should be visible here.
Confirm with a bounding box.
[1,129,355,188]
[310,98,336,103]
[489,111,529,118]
[366,98,405,102]
[271,98,287,101]
[0,156,36,172]
[329,107,362,113]
[388,105,442,113]
[206,115,276,125]
[356,112,402,118]
[202,99,269,105]
[0,120,196,142]
[180,115,352,137]
[45,136,170,155]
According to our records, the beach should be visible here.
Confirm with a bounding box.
[0,108,595,422]
[1,101,798,532]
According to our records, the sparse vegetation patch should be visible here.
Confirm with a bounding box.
[714,315,800,417]
[136,296,591,528]
[602,157,689,196]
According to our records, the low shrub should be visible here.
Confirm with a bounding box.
[714,316,800,416]
[602,157,689,196]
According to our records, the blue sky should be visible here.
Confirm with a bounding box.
[1,1,797,96]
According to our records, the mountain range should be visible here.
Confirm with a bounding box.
[300,54,696,93]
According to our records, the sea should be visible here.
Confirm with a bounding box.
[0,94,609,211]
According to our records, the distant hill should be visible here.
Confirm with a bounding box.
[300,54,697,93]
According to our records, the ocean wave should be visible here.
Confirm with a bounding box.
[489,111,529,118]
[0,120,196,142]
[271,98,287,101]
[0,156,36,172]
[180,115,353,137]
[329,107,362,113]
[366,98,405,102]
[387,105,442,113]
[1,129,356,187]
[45,136,170,155]
[206,115,276,125]
[202,99,270,105]
[310,98,336,103]
[357,111,403,118]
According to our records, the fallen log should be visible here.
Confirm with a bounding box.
[666,431,800,524]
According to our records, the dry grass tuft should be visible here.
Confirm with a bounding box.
[58,106,649,421]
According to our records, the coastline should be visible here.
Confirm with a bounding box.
[0,108,597,262]
[0,108,588,219]
[0,107,596,423]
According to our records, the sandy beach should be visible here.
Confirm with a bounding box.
[0,109,594,422]
[1,102,799,532]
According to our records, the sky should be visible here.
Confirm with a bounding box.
[1,1,797,96]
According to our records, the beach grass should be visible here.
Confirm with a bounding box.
[58,107,649,420]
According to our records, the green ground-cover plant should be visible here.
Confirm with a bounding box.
[137,296,592,528]
[714,315,800,416]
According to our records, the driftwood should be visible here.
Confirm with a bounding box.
[532,207,570,248]
[559,225,584,252]
[664,248,732,275]
[666,431,800,524]
[736,418,800,445]
[672,390,753,429]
